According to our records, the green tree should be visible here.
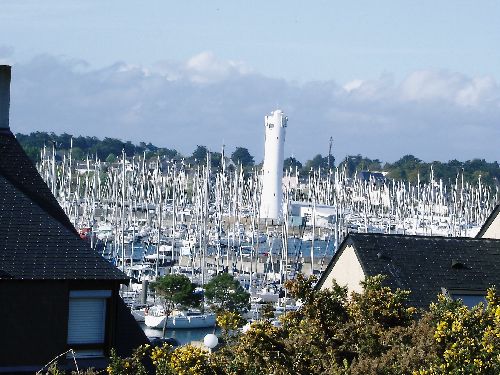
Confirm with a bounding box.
[204,273,250,313]
[338,154,382,176]
[151,274,202,335]
[385,154,425,182]
[231,147,254,167]
[106,153,117,163]
[158,148,179,160]
[283,156,303,172]
[279,274,427,374]
[71,146,85,161]
[210,151,223,170]
[304,154,329,172]
[191,145,209,165]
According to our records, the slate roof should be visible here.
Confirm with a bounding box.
[318,233,500,309]
[0,130,75,233]
[0,130,126,281]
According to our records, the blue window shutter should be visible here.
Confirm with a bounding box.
[67,298,106,344]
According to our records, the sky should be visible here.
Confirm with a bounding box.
[0,0,499,164]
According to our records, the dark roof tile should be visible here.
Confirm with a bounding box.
[346,233,500,308]
[0,155,126,281]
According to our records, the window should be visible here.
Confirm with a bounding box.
[67,290,111,358]
[451,293,487,308]
[442,288,487,309]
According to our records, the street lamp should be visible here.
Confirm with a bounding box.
[204,333,218,353]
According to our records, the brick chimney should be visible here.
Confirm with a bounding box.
[0,65,11,130]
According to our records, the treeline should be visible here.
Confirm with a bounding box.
[16,131,500,186]
[15,132,179,163]
[15,132,252,171]
[339,154,500,187]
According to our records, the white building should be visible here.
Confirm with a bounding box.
[260,109,287,221]
[289,201,336,228]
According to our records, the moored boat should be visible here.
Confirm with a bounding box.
[144,307,216,329]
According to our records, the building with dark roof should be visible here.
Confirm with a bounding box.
[0,65,148,373]
[356,171,386,185]
[317,232,500,309]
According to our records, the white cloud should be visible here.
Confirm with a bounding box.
[399,70,500,109]
[149,51,251,84]
[6,53,500,163]
[400,70,461,102]
[455,76,498,107]
[185,51,250,83]
[343,79,364,92]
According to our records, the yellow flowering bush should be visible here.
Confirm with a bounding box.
[106,345,149,375]
[169,345,213,375]
[216,310,246,337]
[417,288,500,374]
[65,275,499,375]
[150,343,174,375]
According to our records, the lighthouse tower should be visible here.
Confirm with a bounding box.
[260,109,287,221]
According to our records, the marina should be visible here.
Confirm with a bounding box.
[1,4,499,371]
[33,138,498,344]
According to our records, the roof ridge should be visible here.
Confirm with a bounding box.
[349,232,500,241]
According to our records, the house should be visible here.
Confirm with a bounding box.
[476,204,500,239]
[0,65,148,373]
[356,171,386,185]
[317,232,500,309]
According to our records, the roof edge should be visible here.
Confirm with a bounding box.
[476,204,500,238]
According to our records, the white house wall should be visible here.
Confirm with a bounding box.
[479,215,500,239]
[320,245,366,294]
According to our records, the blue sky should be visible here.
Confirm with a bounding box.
[1,1,499,163]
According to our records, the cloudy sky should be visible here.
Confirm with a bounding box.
[1,1,499,164]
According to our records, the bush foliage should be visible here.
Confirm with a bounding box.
[49,274,498,375]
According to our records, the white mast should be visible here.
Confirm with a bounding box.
[260,109,287,221]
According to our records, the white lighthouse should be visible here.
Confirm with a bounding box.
[260,109,287,221]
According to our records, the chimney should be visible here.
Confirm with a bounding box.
[0,65,11,130]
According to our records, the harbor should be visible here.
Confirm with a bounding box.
[34,131,497,345]
[1,3,499,371]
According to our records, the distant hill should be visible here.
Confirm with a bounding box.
[15,131,179,163]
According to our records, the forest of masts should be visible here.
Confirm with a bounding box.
[37,143,499,282]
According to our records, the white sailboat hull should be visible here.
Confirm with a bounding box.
[144,313,216,329]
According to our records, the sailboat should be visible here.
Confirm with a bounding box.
[144,306,216,329]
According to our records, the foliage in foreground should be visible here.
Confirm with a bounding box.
[50,274,499,375]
